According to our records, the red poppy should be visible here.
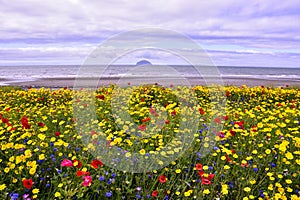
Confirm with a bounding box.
[165,120,170,124]
[76,170,90,177]
[198,171,204,177]
[151,190,158,197]
[198,108,205,115]
[222,115,229,120]
[73,159,82,168]
[55,131,60,136]
[229,129,236,136]
[201,178,212,185]
[195,163,203,171]
[213,117,221,124]
[158,175,167,183]
[198,172,214,185]
[138,124,147,131]
[141,117,151,122]
[23,178,33,189]
[96,94,105,100]
[91,159,104,169]
[38,122,45,127]
[20,116,31,129]
[2,118,8,123]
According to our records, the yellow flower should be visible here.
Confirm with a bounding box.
[285,152,294,160]
[32,188,39,194]
[175,169,181,174]
[285,179,292,184]
[125,152,131,157]
[4,168,10,173]
[244,187,251,192]
[252,150,257,154]
[265,149,271,154]
[249,180,256,185]
[0,184,6,191]
[224,165,230,170]
[203,189,210,195]
[55,192,61,198]
[39,154,45,160]
[139,149,146,155]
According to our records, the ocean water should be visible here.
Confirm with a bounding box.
[0,65,299,86]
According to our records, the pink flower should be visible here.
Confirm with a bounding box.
[82,175,92,187]
[61,159,73,167]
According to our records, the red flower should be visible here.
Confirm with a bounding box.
[138,124,147,131]
[229,129,236,136]
[76,170,90,177]
[198,172,214,185]
[91,159,103,169]
[38,122,45,127]
[158,175,167,183]
[201,178,212,185]
[55,131,60,136]
[165,120,170,124]
[195,163,203,171]
[141,117,151,122]
[96,94,105,100]
[225,154,231,162]
[73,159,82,168]
[20,116,31,129]
[23,178,33,189]
[151,190,158,197]
[198,108,205,115]
[222,115,229,120]
[214,117,221,124]
[2,118,8,123]
[171,110,176,116]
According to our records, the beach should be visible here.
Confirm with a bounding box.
[0,65,299,88]
[5,76,300,88]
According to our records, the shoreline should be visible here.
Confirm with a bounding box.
[1,77,300,88]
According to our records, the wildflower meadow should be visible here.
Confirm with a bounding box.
[0,85,299,199]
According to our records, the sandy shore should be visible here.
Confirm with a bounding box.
[4,76,300,88]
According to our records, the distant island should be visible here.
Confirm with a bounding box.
[136,60,152,66]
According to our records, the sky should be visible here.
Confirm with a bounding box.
[0,0,300,67]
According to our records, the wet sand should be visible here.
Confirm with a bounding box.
[5,76,300,88]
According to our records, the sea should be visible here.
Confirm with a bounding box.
[0,65,299,86]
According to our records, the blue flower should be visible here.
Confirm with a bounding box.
[253,168,258,172]
[106,191,112,198]
[99,176,105,181]
[10,193,19,200]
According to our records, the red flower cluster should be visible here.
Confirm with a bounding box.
[91,159,103,169]
[196,163,214,185]
[21,116,31,129]
[198,108,205,115]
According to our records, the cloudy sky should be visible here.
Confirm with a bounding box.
[0,0,300,67]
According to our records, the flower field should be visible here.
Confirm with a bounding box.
[0,85,299,199]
